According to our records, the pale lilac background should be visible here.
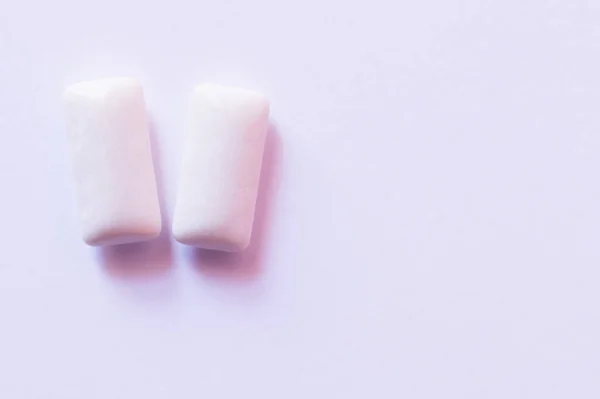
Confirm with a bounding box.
[1,0,600,397]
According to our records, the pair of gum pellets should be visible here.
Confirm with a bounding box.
[64,78,270,252]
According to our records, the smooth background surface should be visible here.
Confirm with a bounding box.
[1,1,600,397]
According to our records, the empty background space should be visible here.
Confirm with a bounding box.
[1,0,600,397]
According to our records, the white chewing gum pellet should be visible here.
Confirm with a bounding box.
[64,77,162,246]
[172,83,270,252]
